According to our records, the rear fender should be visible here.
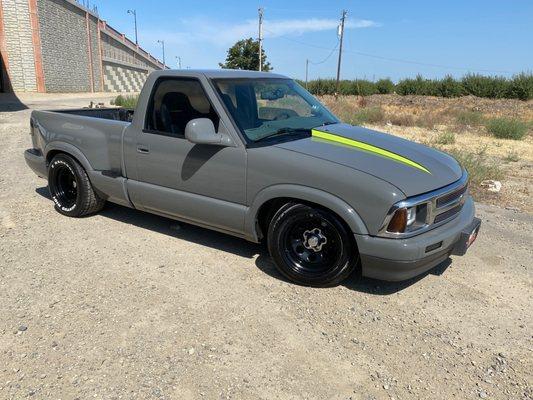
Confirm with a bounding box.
[45,141,95,173]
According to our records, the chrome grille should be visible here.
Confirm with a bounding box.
[436,185,468,208]
[431,180,468,224]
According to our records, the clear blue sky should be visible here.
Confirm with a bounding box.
[93,0,532,81]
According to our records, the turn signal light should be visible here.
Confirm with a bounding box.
[387,208,407,233]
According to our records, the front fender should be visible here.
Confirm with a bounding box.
[245,184,369,242]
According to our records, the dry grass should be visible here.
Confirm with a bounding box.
[320,94,533,212]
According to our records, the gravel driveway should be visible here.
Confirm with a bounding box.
[1,94,531,399]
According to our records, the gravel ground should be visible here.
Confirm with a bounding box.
[1,95,532,400]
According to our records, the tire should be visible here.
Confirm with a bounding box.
[48,154,105,217]
[267,203,358,287]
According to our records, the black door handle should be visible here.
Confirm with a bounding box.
[137,146,150,154]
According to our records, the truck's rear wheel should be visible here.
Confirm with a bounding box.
[267,203,357,287]
[48,154,105,217]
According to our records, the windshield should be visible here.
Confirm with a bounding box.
[212,78,339,143]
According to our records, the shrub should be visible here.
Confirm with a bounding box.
[305,72,532,100]
[455,110,485,126]
[435,131,456,145]
[486,118,529,140]
[435,75,463,98]
[112,94,139,109]
[461,74,509,98]
[376,78,395,94]
[506,72,533,101]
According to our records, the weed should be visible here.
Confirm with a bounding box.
[435,131,456,145]
[351,107,385,125]
[486,118,529,140]
[443,147,503,196]
[112,94,139,109]
[455,110,485,126]
[504,151,520,162]
[388,114,416,126]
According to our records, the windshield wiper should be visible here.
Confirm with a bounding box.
[254,128,311,143]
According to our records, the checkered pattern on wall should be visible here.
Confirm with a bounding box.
[103,63,149,92]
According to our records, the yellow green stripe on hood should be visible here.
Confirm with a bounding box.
[311,129,431,174]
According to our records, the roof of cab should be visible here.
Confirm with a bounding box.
[150,69,289,79]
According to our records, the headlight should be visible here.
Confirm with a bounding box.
[379,171,469,238]
[381,203,429,235]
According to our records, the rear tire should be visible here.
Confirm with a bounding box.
[48,154,105,217]
[267,203,357,287]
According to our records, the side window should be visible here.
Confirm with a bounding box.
[145,78,219,136]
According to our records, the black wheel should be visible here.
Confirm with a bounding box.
[48,154,105,217]
[267,203,358,287]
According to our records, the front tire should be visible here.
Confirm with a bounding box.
[267,203,357,287]
[48,154,105,217]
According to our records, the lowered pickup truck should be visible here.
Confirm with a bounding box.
[25,69,480,287]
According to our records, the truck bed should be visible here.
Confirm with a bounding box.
[56,107,134,122]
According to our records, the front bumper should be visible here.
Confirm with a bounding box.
[356,196,480,281]
[24,148,47,178]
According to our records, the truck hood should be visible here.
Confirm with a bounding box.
[274,123,463,197]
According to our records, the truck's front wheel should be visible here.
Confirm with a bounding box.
[48,154,105,217]
[267,203,357,287]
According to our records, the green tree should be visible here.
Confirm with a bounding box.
[219,38,272,71]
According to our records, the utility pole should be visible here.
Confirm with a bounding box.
[175,56,182,69]
[157,40,165,68]
[258,7,264,71]
[305,59,309,89]
[127,9,138,45]
[335,10,347,96]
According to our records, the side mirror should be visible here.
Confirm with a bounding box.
[185,118,222,145]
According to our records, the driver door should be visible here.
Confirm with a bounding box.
[129,77,247,234]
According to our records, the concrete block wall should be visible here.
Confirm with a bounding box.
[0,0,163,93]
[100,31,160,92]
[103,62,147,93]
[37,0,93,92]
[1,0,37,91]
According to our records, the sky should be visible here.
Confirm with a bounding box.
[91,0,533,81]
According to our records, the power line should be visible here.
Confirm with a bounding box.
[265,29,514,75]
[309,40,339,65]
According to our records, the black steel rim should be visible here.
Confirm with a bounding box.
[281,213,343,276]
[54,165,78,208]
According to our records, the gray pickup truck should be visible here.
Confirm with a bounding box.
[25,69,480,287]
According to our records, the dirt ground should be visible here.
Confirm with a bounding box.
[0,94,532,400]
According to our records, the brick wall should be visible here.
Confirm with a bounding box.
[1,0,37,92]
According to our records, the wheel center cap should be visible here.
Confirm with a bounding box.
[303,228,327,252]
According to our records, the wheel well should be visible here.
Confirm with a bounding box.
[46,150,66,166]
[256,197,357,247]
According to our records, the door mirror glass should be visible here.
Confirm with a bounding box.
[184,118,221,145]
